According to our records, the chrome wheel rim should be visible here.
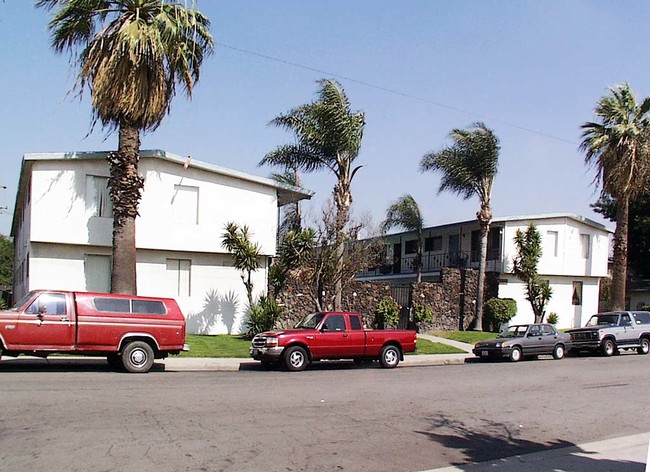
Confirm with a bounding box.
[555,346,564,358]
[130,348,147,367]
[289,351,304,368]
[511,349,521,361]
[384,349,398,366]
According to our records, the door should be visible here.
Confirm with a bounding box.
[449,234,460,267]
[345,314,366,357]
[16,292,75,349]
[618,313,636,346]
[522,325,545,355]
[392,243,402,274]
[308,314,353,359]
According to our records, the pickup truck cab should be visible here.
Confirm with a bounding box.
[0,290,187,373]
[566,311,650,356]
[250,311,417,371]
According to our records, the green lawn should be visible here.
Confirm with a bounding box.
[181,334,464,357]
[429,330,498,344]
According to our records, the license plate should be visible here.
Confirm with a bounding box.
[481,351,488,356]
[251,348,260,356]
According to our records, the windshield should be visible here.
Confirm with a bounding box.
[294,313,326,329]
[586,314,620,327]
[9,291,37,311]
[498,325,529,338]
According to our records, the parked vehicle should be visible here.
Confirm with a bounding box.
[0,290,187,373]
[566,311,650,356]
[250,311,417,371]
[473,323,571,362]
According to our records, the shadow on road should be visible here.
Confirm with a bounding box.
[0,357,166,373]
[417,413,644,471]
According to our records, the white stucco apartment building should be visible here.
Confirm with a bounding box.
[357,214,612,329]
[11,150,311,335]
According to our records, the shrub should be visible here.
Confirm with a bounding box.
[244,295,283,339]
[374,298,400,329]
[412,303,433,325]
[546,312,558,325]
[484,297,517,330]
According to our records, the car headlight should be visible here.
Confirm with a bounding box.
[501,342,509,348]
[495,342,501,348]
[265,337,278,347]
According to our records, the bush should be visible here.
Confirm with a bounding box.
[412,303,433,325]
[244,295,283,339]
[374,298,400,329]
[484,297,517,330]
[546,312,558,325]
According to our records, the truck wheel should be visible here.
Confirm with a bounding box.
[637,337,650,355]
[284,346,308,372]
[602,339,616,357]
[552,344,565,360]
[509,346,522,362]
[379,345,400,368]
[121,341,154,373]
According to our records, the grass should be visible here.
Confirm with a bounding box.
[429,330,498,345]
[181,334,465,357]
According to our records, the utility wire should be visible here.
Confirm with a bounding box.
[217,42,578,146]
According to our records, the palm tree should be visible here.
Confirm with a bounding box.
[580,83,650,310]
[260,79,365,310]
[221,222,262,308]
[419,122,500,331]
[37,0,213,294]
[381,195,425,283]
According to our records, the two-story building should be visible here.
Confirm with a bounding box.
[357,214,611,329]
[11,150,311,334]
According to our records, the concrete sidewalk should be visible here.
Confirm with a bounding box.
[422,432,650,472]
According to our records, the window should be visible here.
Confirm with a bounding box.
[621,314,632,326]
[323,315,346,331]
[580,234,590,259]
[349,315,362,330]
[424,236,442,252]
[132,300,166,315]
[541,325,555,336]
[86,176,113,218]
[26,293,67,315]
[572,281,583,306]
[470,230,480,262]
[166,259,191,297]
[404,240,418,255]
[172,185,199,225]
[547,231,559,257]
[84,254,111,292]
[95,298,130,313]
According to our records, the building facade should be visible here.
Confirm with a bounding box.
[357,214,611,329]
[11,150,311,334]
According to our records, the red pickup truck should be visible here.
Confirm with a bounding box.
[0,290,187,373]
[250,311,417,371]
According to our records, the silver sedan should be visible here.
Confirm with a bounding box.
[473,323,572,362]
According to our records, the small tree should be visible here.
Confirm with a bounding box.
[374,298,400,329]
[513,224,552,323]
[221,222,261,308]
[244,295,282,339]
[269,228,316,299]
[411,303,433,325]
[484,297,517,331]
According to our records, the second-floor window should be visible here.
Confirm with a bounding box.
[580,234,590,259]
[404,240,418,255]
[546,231,559,257]
[86,175,113,218]
[172,185,199,225]
[424,236,442,252]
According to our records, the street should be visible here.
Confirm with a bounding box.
[1,354,649,472]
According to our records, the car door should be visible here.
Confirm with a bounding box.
[16,292,75,349]
[309,314,351,359]
[618,313,636,346]
[523,325,544,355]
[540,324,559,354]
[345,314,366,357]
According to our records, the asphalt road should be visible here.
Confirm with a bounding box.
[1,353,649,472]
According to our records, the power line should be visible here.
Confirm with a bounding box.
[216,42,578,146]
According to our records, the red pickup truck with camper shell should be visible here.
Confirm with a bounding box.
[250,311,417,371]
[0,290,187,373]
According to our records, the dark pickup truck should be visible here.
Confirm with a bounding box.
[566,311,650,356]
[250,311,417,371]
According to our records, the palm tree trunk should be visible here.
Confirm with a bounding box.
[109,124,144,294]
[611,196,629,310]
[333,166,352,311]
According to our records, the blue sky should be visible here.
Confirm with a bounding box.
[2,1,649,237]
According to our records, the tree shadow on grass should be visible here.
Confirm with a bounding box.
[416,413,645,470]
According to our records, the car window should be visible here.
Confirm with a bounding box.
[349,315,362,330]
[633,312,650,325]
[541,325,555,335]
[26,293,67,315]
[528,325,541,336]
[323,315,346,331]
[621,314,632,326]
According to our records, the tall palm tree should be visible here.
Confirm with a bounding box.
[381,195,425,283]
[580,83,650,310]
[37,0,213,294]
[420,122,500,331]
[260,79,365,310]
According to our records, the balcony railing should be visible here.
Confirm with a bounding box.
[357,250,502,278]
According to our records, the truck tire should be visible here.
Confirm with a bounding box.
[552,344,565,360]
[602,339,616,357]
[121,341,155,373]
[379,345,400,368]
[284,346,308,372]
[509,346,522,362]
[637,337,650,355]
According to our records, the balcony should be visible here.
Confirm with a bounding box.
[357,250,502,279]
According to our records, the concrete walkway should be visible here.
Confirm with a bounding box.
[418,333,475,353]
